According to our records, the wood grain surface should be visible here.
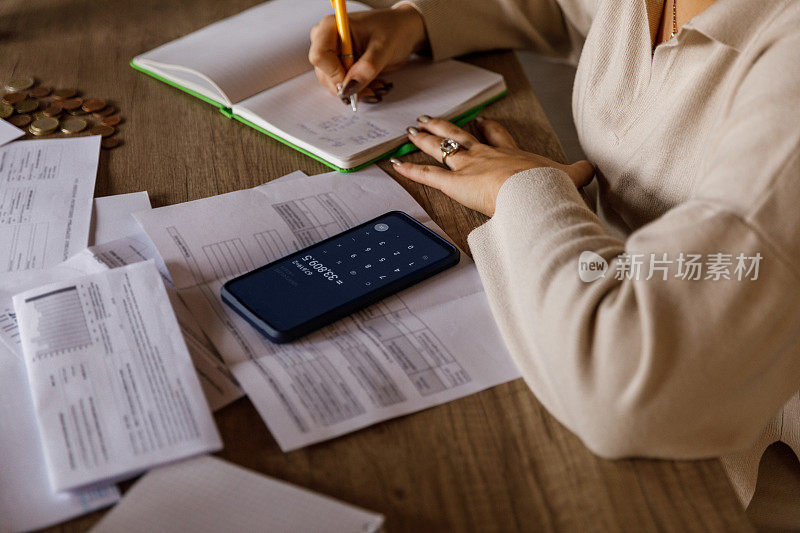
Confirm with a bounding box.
[1,0,753,531]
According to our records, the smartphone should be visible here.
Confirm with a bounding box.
[221,211,460,343]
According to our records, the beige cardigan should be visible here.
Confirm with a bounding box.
[402,0,800,505]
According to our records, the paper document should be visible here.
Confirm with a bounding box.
[0,258,120,533]
[13,260,222,491]
[91,455,384,533]
[136,167,520,451]
[0,120,24,147]
[90,191,152,245]
[0,136,100,272]
[87,235,244,411]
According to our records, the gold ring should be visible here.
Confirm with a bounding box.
[440,138,463,167]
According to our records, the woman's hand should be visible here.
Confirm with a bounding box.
[309,6,427,101]
[391,117,595,216]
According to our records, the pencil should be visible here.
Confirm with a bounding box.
[331,0,358,111]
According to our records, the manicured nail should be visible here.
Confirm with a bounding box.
[406,126,419,135]
[363,95,382,104]
[417,115,431,123]
[475,116,484,123]
[389,158,402,166]
[338,79,361,98]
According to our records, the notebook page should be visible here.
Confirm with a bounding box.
[91,455,384,533]
[232,59,506,168]
[134,0,368,106]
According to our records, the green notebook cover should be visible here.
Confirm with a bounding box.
[131,60,507,173]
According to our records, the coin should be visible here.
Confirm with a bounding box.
[43,103,62,117]
[90,125,115,137]
[0,103,12,118]
[60,98,83,111]
[29,117,59,135]
[4,76,35,92]
[101,115,122,127]
[9,114,32,128]
[82,98,106,113]
[101,137,121,150]
[60,117,87,134]
[53,88,77,100]
[2,92,26,105]
[14,99,38,114]
[30,86,51,98]
[93,105,115,118]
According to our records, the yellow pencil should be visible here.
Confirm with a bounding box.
[331,0,358,111]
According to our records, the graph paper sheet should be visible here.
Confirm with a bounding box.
[13,260,222,491]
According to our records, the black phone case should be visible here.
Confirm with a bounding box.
[220,211,460,343]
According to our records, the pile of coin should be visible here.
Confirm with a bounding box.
[1,76,123,149]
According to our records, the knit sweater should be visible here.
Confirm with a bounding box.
[401,0,800,505]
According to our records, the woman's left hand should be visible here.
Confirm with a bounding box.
[391,116,595,216]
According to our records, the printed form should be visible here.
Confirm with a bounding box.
[136,167,520,451]
[0,136,100,272]
[13,260,222,491]
[0,255,120,533]
[87,235,244,411]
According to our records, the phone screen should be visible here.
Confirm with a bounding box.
[223,212,457,336]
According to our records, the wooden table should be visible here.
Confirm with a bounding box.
[2,0,753,531]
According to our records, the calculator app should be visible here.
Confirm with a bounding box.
[224,213,455,332]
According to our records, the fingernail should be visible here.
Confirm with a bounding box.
[417,115,431,123]
[475,116,484,123]
[406,126,419,135]
[363,95,382,104]
[389,158,401,166]
[338,79,361,98]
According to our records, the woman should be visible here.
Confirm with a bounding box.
[309,0,800,524]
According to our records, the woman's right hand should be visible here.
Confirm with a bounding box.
[308,5,428,101]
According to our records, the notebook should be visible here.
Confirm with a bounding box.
[131,0,507,171]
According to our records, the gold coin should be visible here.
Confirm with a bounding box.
[82,98,106,113]
[29,117,59,135]
[101,115,122,127]
[4,76,35,92]
[43,103,62,117]
[9,114,32,128]
[14,99,38,114]
[30,86,51,98]
[60,117,87,134]
[90,125,115,137]
[2,92,26,105]
[101,137,122,150]
[52,88,77,100]
[0,103,12,118]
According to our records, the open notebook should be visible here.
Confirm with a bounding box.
[132,0,507,171]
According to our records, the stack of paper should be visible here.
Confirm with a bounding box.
[135,167,520,451]
[1,133,519,531]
